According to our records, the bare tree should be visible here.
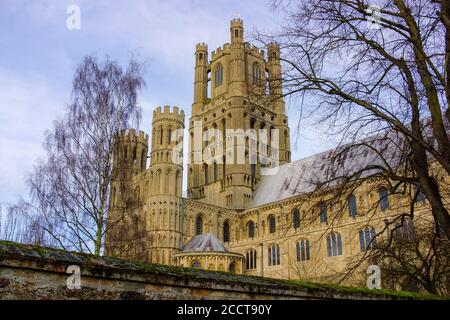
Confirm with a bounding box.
[22,55,145,255]
[368,221,450,295]
[0,202,45,244]
[256,0,450,243]
[0,203,24,242]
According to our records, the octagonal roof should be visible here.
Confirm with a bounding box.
[182,233,229,253]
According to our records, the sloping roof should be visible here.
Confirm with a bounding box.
[182,233,229,253]
[251,133,404,207]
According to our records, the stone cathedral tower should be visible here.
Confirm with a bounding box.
[107,106,185,264]
[188,19,291,210]
[107,129,149,260]
[145,106,185,264]
[104,18,445,285]
[106,18,290,272]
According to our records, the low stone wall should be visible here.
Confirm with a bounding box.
[0,241,424,300]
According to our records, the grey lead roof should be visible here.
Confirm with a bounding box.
[182,233,229,253]
[251,133,405,207]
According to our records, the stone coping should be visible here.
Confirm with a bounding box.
[0,240,443,300]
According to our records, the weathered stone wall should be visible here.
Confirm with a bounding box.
[0,241,424,300]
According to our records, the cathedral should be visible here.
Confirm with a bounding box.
[105,19,441,285]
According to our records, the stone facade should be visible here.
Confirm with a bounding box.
[104,19,449,286]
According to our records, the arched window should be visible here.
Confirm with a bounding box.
[246,249,257,270]
[215,64,223,87]
[223,221,230,243]
[223,157,226,179]
[204,164,208,185]
[132,147,137,163]
[141,149,146,169]
[248,220,255,239]
[268,244,280,266]
[228,262,236,273]
[191,261,201,268]
[327,232,343,257]
[195,216,203,235]
[253,62,261,85]
[214,161,218,181]
[250,163,256,179]
[348,194,357,217]
[395,218,415,241]
[124,147,128,162]
[292,208,301,229]
[167,128,171,145]
[160,127,164,145]
[378,187,390,211]
[319,202,328,224]
[296,239,310,261]
[359,226,377,251]
[268,215,276,234]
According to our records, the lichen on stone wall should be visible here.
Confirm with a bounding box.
[0,240,445,300]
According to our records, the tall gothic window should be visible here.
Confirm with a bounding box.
[246,249,257,270]
[214,161,218,181]
[204,164,208,185]
[395,218,415,241]
[141,149,146,169]
[167,128,171,145]
[348,194,357,217]
[268,215,276,234]
[319,202,328,224]
[292,208,301,229]
[223,221,230,243]
[327,232,343,257]
[250,163,256,179]
[195,216,203,235]
[215,64,223,87]
[223,157,226,180]
[359,226,377,251]
[378,187,390,211]
[268,244,280,266]
[248,220,255,239]
[132,147,137,164]
[296,239,310,262]
[253,62,261,85]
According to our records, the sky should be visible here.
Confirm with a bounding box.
[0,0,337,205]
